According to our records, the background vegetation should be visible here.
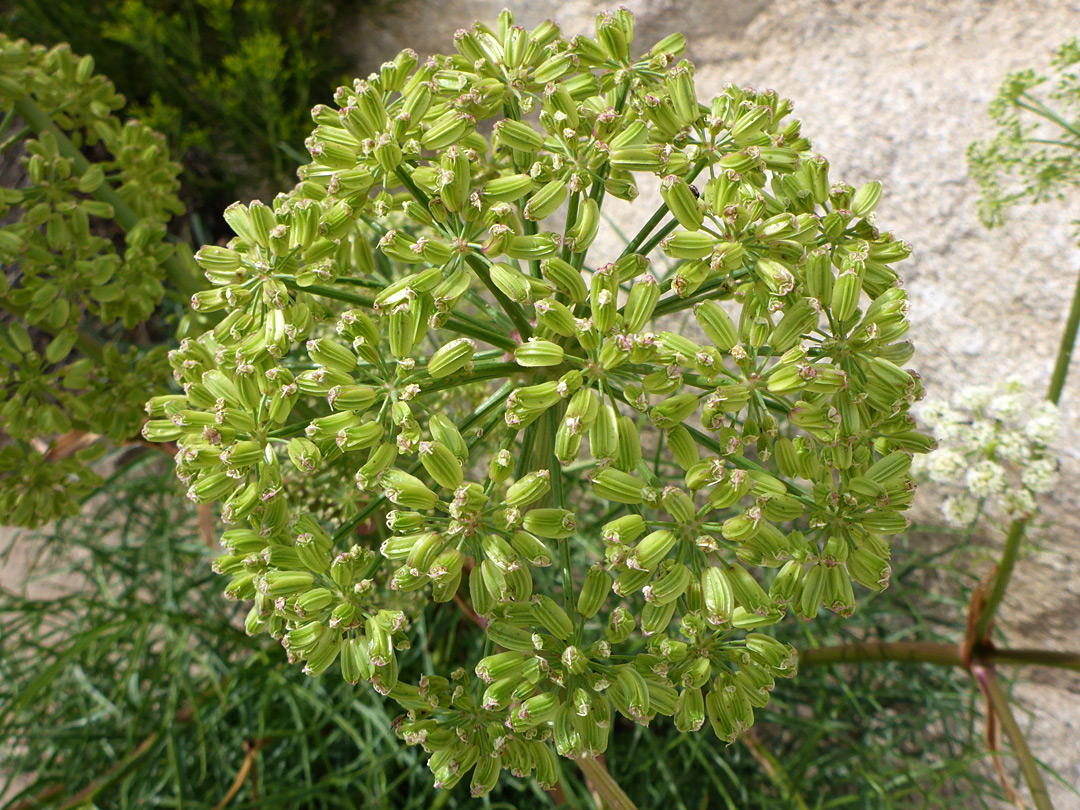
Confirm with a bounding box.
[3,0,351,234]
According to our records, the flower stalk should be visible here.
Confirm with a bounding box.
[972,518,1030,642]
[977,666,1054,810]
[575,757,640,810]
[1047,266,1080,405]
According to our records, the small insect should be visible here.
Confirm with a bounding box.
[689,184,701,198]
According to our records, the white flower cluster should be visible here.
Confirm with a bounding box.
[914,378,1061,527]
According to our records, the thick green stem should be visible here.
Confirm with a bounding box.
[575,757,640,810]
[798,640,1080,673]
[417,361,521,394]
[1047,264,1080,404]
[977,667,1055,810]
[988,648,1080,672]
[13,98,203,300]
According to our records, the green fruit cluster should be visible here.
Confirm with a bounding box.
[146,9,931,795]
[1,36,187,527]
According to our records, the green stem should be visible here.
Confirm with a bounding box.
[635,218,680,259]
[0,105,16,141]
[651,274,739,319]
[436,304,515,346]
[331,382,513,544]
[1022,138,1080,150]
[546,407,578,629]
[438,317,519,352]
[464,254,534,340]
[0,125,32,154]
[618,202,672,260]
[969,220,1080,647]
[575,757,640,810]
[977,667,1055,810]
[266,420,310,440]
[414,361,521,394]
[561,191,581,263]
[973,519,1028,642]
[522,217,542,279]
[13,98,203,300]
[393,164,433,209]
[798,640,1080,673]
[986,648,1080,672]
[1047,264,1080,405]
[1017,92,1080,141]
[278,277,518,352]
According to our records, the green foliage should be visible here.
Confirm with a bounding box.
[146,8,932,795]
[0,36,186,528]
[4,0,353,210]
[0,443,105,527]
[968,37,1080,228]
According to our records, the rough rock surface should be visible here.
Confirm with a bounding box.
[340,0,1080,803]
